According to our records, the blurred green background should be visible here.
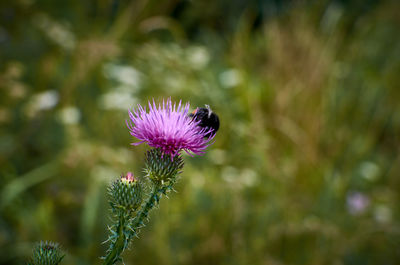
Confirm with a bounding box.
[1,0,399,264]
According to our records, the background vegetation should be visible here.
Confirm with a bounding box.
[1,0,399,264]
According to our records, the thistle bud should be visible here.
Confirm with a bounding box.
[109,172,143,212]
[144,148,184,184]
[29,241,64,265]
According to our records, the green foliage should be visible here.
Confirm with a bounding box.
[1,0,399,265]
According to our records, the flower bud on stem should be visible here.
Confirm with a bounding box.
[102,173,142,265]
[28,241,64,265]
[102,182,171,265]
[102,149,183,265]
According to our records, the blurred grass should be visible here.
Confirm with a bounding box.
[1,0,400,264]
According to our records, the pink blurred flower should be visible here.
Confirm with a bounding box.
[347,191,370,215]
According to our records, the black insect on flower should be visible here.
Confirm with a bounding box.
[189,105,220,138]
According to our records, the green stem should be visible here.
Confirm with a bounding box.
[102,182,165,265]
[102,215,127,265]
[128,182,163,239]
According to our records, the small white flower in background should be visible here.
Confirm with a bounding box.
[241,168,258,187]
[186,46,210,69]
[58,106,81,125]
[359,161,380,181]
[98,92,137,111]
[222,166,240,184]
[26,90,59,117]
[219,68,242,88]
[374,204,392,224]
[33,14,76,50]
[221,166,258,188]
[103,63,142,90]
[33,90,59,110]
[346,191,369,215]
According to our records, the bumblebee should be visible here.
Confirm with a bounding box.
[189,105,220,138]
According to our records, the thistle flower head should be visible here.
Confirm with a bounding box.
[109,172,143,212]
[127,98,214,157]
[29,241,64,265]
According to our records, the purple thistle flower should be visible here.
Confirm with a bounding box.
[127,98,214,157]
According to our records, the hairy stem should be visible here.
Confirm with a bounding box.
[102,215,127,265]
[128,182,163,240]
[102,182,167,265]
